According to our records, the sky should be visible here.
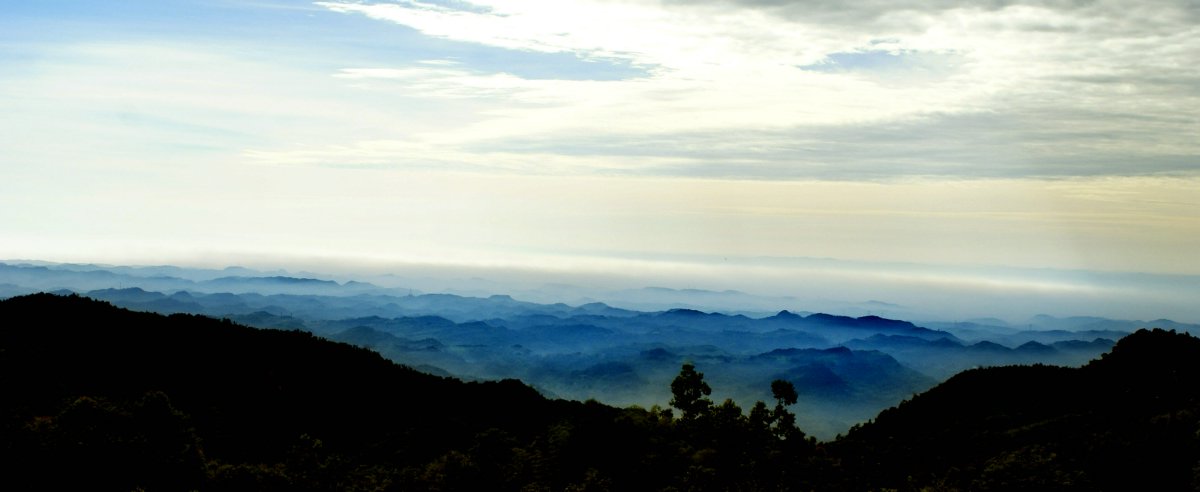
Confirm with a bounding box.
[1,0,1198,321]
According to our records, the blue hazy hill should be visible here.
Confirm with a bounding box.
[3,260,1192,438]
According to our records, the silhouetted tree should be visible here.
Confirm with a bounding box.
[670,363,713,422]
[771,379,798,407]
[771,379,800,439]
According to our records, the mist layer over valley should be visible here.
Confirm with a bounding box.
[5,260,1190,439]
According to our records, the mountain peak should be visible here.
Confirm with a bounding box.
[661,308,709,317]
[1090,328,1200,375]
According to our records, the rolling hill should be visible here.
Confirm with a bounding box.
[3,293,1199,490]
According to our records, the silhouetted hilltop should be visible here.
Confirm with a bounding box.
[0,294,596,490]
[763,310,956,341]
[832,328,1200,491]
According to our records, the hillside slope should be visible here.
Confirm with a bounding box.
[830,328,1200,491]
[0,294,612,490]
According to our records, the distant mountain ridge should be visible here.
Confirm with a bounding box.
[4,260,1195,332]
[3,294,1198,490]
[4,260,1196,439]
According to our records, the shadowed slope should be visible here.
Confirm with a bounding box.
[0,294,567,490]
[830,328,1200,491]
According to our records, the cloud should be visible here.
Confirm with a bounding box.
[7,1,1198,182]
[5,0,1195,298]
[315,1,669,65]
[308,0,1200,179]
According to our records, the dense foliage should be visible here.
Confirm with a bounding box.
[2,294,1198,491]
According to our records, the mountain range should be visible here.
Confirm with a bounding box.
[3,294,1197,490]
[3,260,1197,439]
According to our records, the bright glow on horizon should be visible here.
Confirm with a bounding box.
[2,171,1196,273]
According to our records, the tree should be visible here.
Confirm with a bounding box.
[770,379,801,440]
[771,379,798,407]
[669,364,713,421]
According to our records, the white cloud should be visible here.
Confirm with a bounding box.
[305,0,1199,179]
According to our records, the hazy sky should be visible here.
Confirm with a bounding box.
[2,1,1198,320]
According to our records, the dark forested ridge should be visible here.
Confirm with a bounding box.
[0,293,567,490]
[832,327,1200,491]
[2,294,1198,491]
